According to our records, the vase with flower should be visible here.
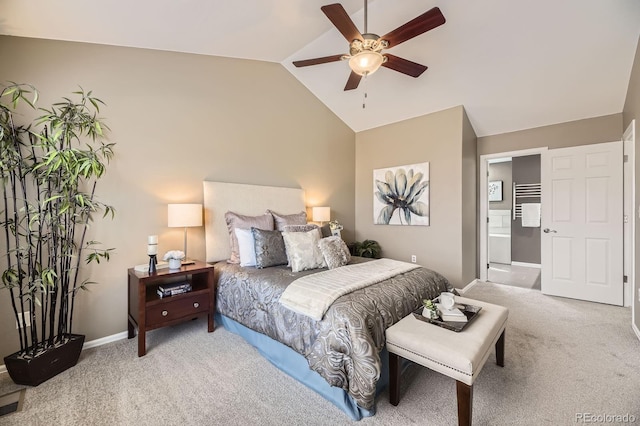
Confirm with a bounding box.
[163,250,185,269]
[329,220,343,238]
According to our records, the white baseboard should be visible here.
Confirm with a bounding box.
[633,322,640,341]
[459,279,479,294]
[82,331,129,350]
[0,330,129,376]
[511,261,541,269]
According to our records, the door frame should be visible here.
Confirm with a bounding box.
[624,121,635,308]
[624,120,638,338]
[479,147,548,282]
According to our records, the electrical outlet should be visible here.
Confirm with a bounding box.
[411,255,417,263]
[16,311,31,329]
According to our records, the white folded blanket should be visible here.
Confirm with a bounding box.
[279,258,420,320]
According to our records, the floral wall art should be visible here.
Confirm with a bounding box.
[373,162,429,226]
[488,180,503,202]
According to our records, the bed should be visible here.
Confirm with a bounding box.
[203,181,452,420]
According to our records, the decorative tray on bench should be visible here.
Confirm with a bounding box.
[412,303,482,332]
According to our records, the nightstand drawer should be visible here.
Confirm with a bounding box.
[146,292,209,326]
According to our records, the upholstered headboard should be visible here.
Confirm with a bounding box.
[203,181,306,262]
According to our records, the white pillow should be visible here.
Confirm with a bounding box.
[234,228,257,267]
[282,228,326,272]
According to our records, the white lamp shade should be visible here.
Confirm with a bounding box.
[349,51,384,76]
[168,204,203,228]
[312,207,330,222]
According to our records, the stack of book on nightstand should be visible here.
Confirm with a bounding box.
[157,281,192,298]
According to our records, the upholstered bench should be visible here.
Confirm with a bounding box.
[385,296,508,426]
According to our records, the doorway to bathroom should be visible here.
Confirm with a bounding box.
[481,139,633,307]
[480,149,545,289]
[487,156,541,289]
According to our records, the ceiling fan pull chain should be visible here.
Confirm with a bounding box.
[363,74,368,109]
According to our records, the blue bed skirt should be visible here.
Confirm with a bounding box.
[216,312,389,420]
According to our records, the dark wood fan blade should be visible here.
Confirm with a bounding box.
[380,7,445,48]
[321,3,363,43]
[293,54,344,67]
[382,54,428,77]
[344,71,362,91]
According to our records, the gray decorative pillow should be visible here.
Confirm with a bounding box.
[252,228,288,268]
[282,228,326,273]
[282,224,318,233]
[267,210,307,232]
[318,236,351,269]
[225,211,274,264]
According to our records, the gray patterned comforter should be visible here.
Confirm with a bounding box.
[215,257,452,410]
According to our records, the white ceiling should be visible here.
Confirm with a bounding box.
[2,0,639,136]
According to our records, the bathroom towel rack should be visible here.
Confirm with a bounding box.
[513,183,541,220]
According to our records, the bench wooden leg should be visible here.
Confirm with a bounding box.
[495,329,505,367]
[456,381,473,426]
[389,352,401,406]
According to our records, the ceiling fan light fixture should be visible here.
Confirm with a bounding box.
[349,50,384,76]
[293,3,444,91]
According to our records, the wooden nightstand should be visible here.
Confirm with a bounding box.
[127,260,215,357]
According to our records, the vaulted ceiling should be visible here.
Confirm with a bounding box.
[2,0,639,136]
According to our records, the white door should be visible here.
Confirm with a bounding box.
[541,141,623,305]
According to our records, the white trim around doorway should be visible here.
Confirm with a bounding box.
[623,120,636,319]
[479,147,548,282]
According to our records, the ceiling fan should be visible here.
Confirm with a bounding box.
[293,2,446,91]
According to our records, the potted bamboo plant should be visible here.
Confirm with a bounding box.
[0,83,115,386]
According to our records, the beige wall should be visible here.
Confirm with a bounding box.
[477,113,623,156]
[623,36,640,332]
[0,36,355,358]
[355,106,477,288]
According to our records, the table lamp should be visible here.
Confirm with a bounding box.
[312,206,330,226]
[168,203,203,264]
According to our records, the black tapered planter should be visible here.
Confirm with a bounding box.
[3,334,85,386]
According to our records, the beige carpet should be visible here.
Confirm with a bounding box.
[1,281,639,425]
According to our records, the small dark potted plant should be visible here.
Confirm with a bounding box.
[348,240,382,259]
[0,83,115,386]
